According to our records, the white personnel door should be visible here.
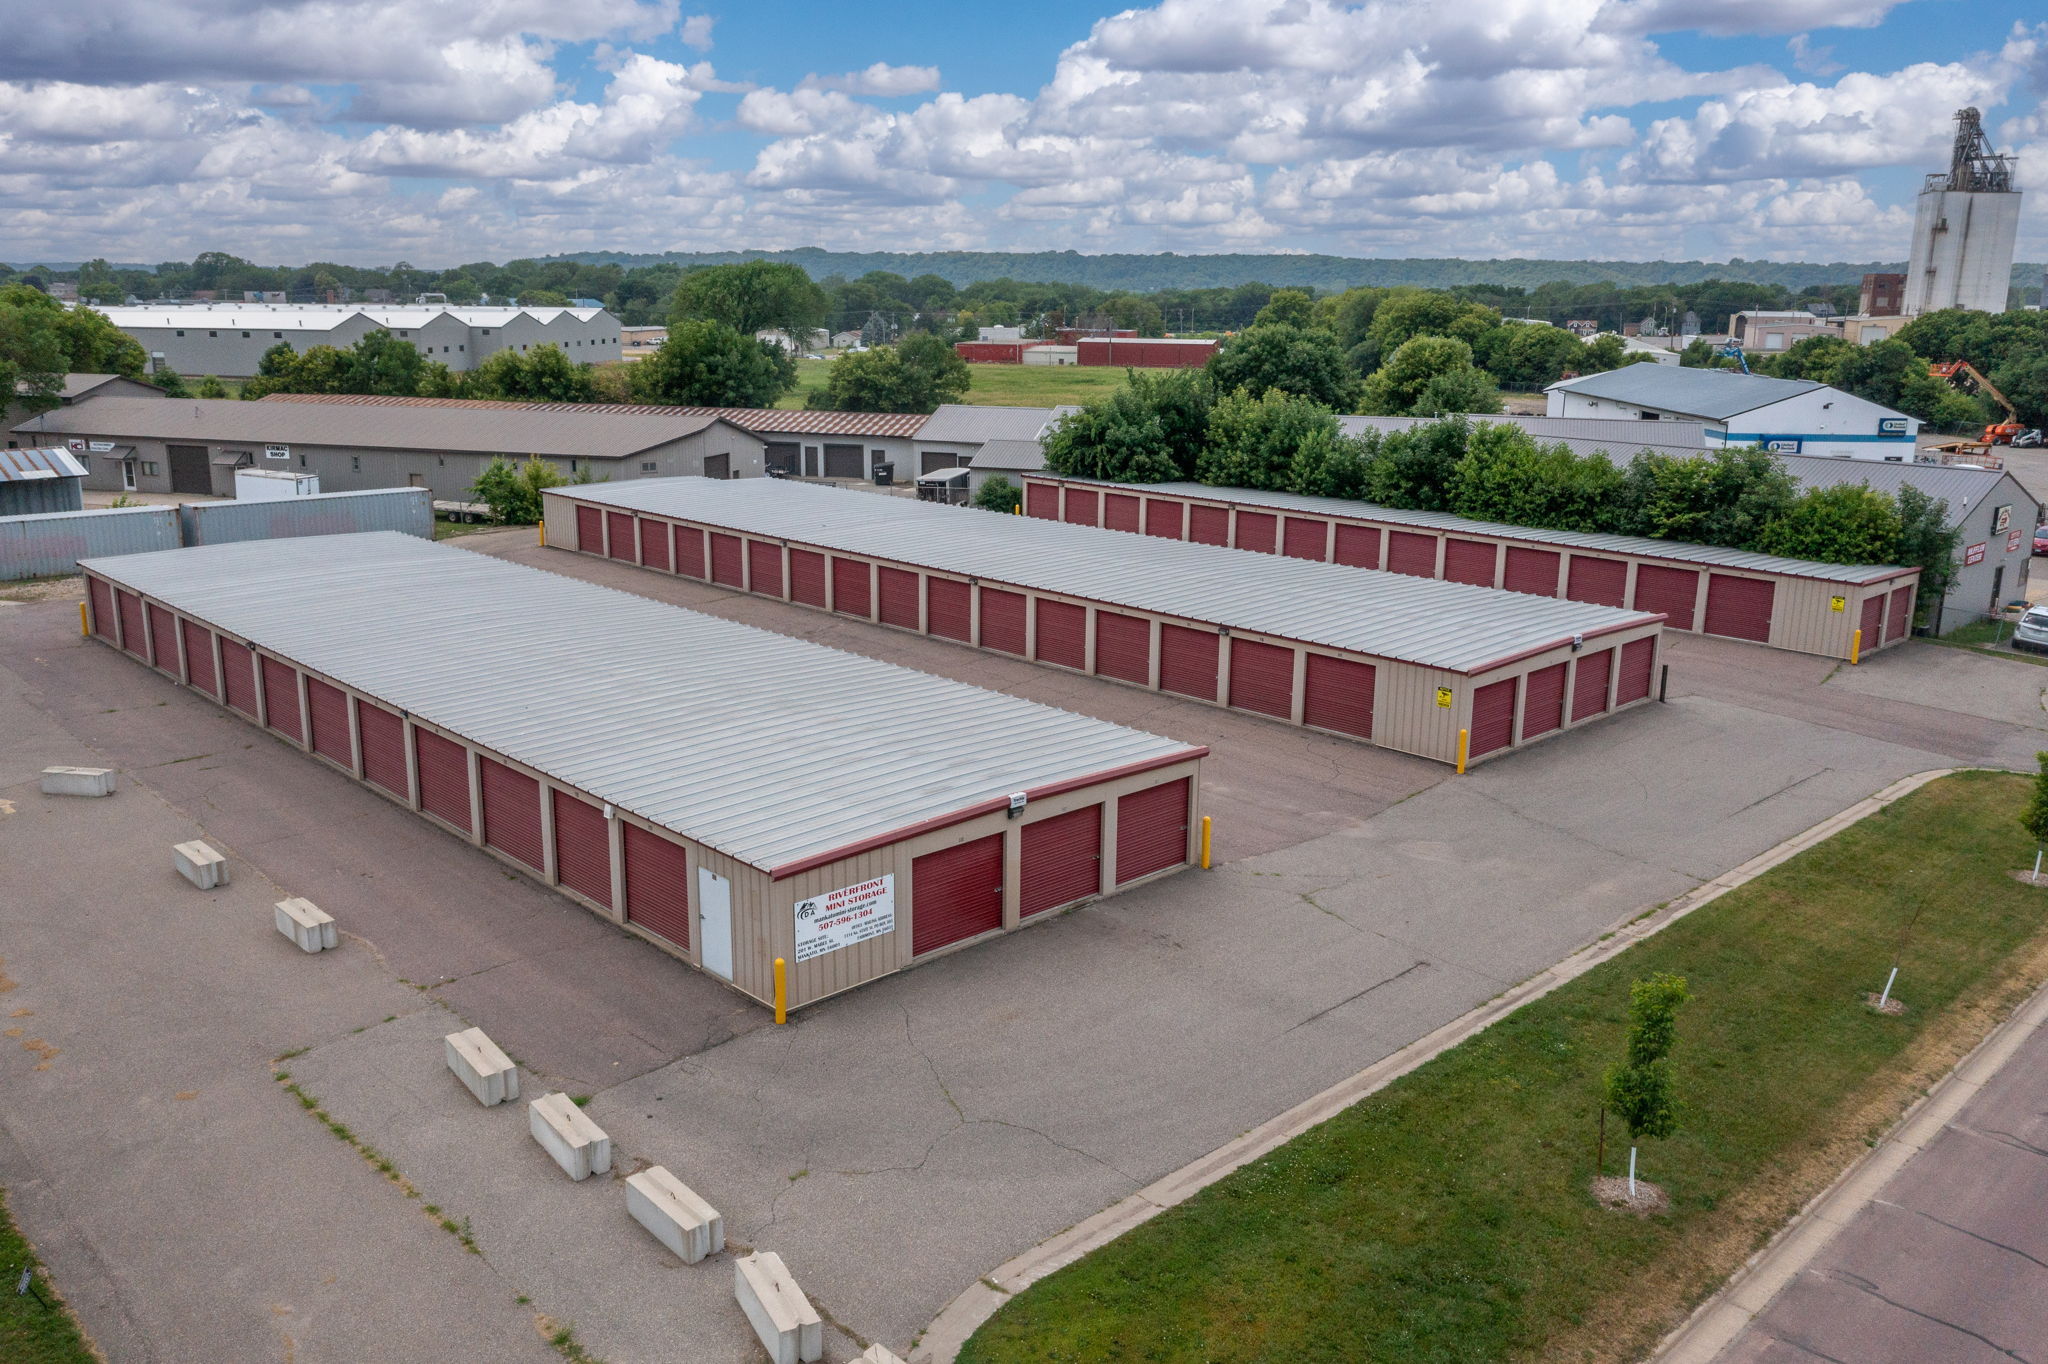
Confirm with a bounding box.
[696,867,733,980]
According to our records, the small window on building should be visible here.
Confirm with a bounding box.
[274,331,283,339]
[641,461,657,472]
[241,331,251,338]
[399,330,410,337]
[481,329,492,336]
[299,454,307,468]
[141,461,161,476]
[570,458,578,472]
[437,456,444,466]
[458,344,465,352]
[208,330,218,338]
[351,456,360,471]
[176,329,186,337]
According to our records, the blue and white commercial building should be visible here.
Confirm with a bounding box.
[1545,367,1920,462]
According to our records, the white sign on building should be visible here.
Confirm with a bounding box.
[793,874,896,963]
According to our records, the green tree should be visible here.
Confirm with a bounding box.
[470,455,567,524]
[2022,752,2048,880]
[1041,391,1179,482]
[1207,323,1359,410]
[669,261,830,343]
[1478,323,1590,390]
[1619,446,1797,549]
[973,475,1022,513]
[459,345,598,403]
[1361,335,1498,415]
[518,288,571,307]
[1604,972,1690,1191]
[628,320,796,407]
[1892,485,1958,618]
[1366,289,1499,354]
[1198,388,1342,491]
[1363,417,1469,511]
[1125,367,1214,478]
[1,283,147,413]
[151,365,192,398]
[1445,425,1628,532]
[807,333,968,413]
[1253,289,1315,329]
[1102,294,1166,336]
[1757,484,1904,564]
[195,375,230,399]
[76,258,125,305]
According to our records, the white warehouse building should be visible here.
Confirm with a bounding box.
[1545,366,1920,462]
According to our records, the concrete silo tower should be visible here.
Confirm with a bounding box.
[1903,107,2021,315]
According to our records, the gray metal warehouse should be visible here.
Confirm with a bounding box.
[80,533,1206,1011]
[1022,475,1918,662]
[542,478,1668,768]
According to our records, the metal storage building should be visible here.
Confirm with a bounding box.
[178,487,433,546]
[1021,475,1917,662]
[2,505,180,580]
[1075,338,1218,368]
[79,533,1204,1011]
[542,478,1668,768]
[0,447,88,516]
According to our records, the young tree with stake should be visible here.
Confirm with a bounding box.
[1605,972,1690,1200]
[2021,751,2048,883]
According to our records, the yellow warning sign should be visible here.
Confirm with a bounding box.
[1829,595,1846,612]
[1435,686,1453,708]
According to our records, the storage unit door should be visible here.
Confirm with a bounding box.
[88,578,115,640]
[147,604,179,675]
[576,504,603,554]
[709,533,744,588]
[764,442,800,475]
[1703,575,1774,642]
[1116,778,1190,884]
[1189,505,1230,546]
[624,823,691,950]
[1228,638,1296,719]
[1616,637,1656,704]
[980,587,1027,655]
[307,678,350,766]
[823,444,864,478]
[1333,524,1381,569]
[1521,663,1567,739]
[413,728,472,834]
[788,549,827,607]
[1566,556,1629,608]
[1632,564,1699,631]
[606,511,637,562]
[1859,594,1885,650]
[1282,517,1328,561]
[1144,498,1184,538]
[479,756,543,872]
[639,518,672,573]
[1302,654,1374,739]
[1443,538,1497,587]
[928,577,972,642]
[1026,482,1059,519]
[358,701,408,797]
[1502,546,1562,597]
[1571,648,1612,721]
[261,657,303,741]
[1104,493,1141,533]
[878,566,921,630]
[552,791,612,909]
[1020,805,1102,917]
[1035,599,1087,669]
[116,590,146,657]
[1158,625,1220,701]
[1093,610,1152,685]
[832,558,872,617]
[911,833,1005,956]
[220,639,259,717]
[1386,530,1437,577]
[748,540,784,598]
[1236,511,1277,554]
[182,620,217,696]
[1468,678,1519,758]
[1062,488,1098,527]
[1887,585,1913,642]
[673,526,707,579]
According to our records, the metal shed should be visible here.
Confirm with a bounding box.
[1022,475,1916,662]
[0,447,88,516]
[79,533,1204,1011]
[542,478,1669,768]
[2,505,181,580]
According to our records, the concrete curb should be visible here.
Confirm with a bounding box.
[1648,937,2048,1363]
[909,768,1959,1364]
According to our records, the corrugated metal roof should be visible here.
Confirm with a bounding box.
[968,439,1048,471]
[259,393,927,438]
[0,447,88,482]
[1038,476,1908,585]
[1339,413,1709,449]
[1545,366,1824,420]
[81,533,1199,874]
[1775,451,2035,524]
[915,404,1077,445]
[559,477,1662,674]
[9,397,738,461]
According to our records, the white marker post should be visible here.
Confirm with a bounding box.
[1627,1147,1638,1200]
[1878,965,1899,1010]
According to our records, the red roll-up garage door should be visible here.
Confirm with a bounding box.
[1859,594,1884,651]
[1063,488,1098,527]
[1443,538,1497,587]
[624,823,690,950]
[748,540,784,598]
[414,728,472,834]
[220,639,259,717]
[709,533,744,587]
[1503,546,1562,597]
[878,566,921,630]
[788,549,827,607]
[1333,524,1381,569]
[1616,637,1655,704]
[1158,625,1219,700]
[832,557,871,617]
[640,517,672,573]
[116,590,146,657]
[1229,639,1295,719]
[928,577,972,642]
[1116,778,1189,884]
[1302,654,1374,738]
[1104,493,1141,533]
[147,604,178,675]
[182,620,217,696]
[1567,557,1628,607]
[576,505,603,554]
[1144,499,1184,538]
[1035,599,1087,669]
[479,756,543,872]
[912,833,1005,955]
[307,677,350,767]
[673,526,707,579]
[1189,505,1229,545]
[1020,805,1102,916]
[262,657,302,742]
[1236,511,1278,554]
[1283,517,1328,561]
[358,701,407,797]
[1386,531,1437,577]
[1887,585,1913,642]
[606,511,637,562]
[88,578,114,640]
[1468,677,1518,758]
[1571,648,1612,722]
[1703,575,1774,642]
[552,791,612,909]
[1026,483,1059,519]
[980,587,1026,654]
[1633,564,1699,631]
[1093,611,1151,685]
[1521,663,1567,739]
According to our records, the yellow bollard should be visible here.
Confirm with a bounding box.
[1200,815,1212,869]
[773,957,787,1025]
[1850,628,1862,666]
[1456,728,1470,774]
[538,520,547,547]
[79,601,90,637]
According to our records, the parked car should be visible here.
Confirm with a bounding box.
[2033,524,2048,556]
[2016,605,2048,653]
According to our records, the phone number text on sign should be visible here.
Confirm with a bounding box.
[793,874,896,964]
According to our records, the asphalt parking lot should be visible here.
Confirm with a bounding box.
[4,544,2046,1362]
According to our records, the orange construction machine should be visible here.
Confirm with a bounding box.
[1929,360,2030,444]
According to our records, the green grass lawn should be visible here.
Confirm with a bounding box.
[774,358,1134,411]
[0,1189,97,1364]
[962,771,2048,1364]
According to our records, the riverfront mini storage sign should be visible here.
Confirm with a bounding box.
[793,875,896,963]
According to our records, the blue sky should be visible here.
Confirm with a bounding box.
[2,0,2043,265]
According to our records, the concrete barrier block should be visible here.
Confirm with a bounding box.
[172,840,229,890]
[860,1346,909,1364]
[529,1092,611,1181]
[625,1165,724,1264]
[443,1027,519,1107]
[40,766,117,797]
[734,1252,823,1364]
[273,897,338,953]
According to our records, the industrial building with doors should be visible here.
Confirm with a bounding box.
[80,533,1207,1011]
[1021,475,1919,662]
[913,404,1078,492]
[544,477,1669,768]
[1546,367,1920,461]
[4,372,165,438]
